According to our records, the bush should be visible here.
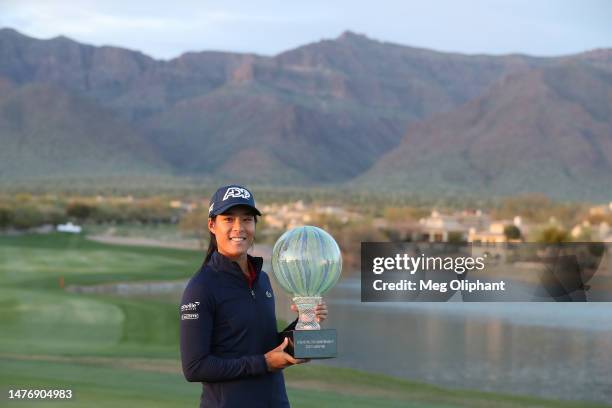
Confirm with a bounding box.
[66,202,96,220]
[447,231,466,243]
[536,226,570,243]
[0,207,13,228]
[11,207,45,230]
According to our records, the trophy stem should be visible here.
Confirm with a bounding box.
[293,296,321,330]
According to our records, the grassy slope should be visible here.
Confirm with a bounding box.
[0,233,609,407]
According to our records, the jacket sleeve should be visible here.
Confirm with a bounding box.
[179,279,268,383]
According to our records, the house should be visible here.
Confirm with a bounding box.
[417,210,468,242]
[468,218,523,244]
[571,221,611,241]
[588,201,612,216]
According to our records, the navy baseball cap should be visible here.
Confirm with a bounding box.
[208,185,262,217]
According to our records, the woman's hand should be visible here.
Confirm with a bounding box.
[264,338,309,371]
[290,300,328,322]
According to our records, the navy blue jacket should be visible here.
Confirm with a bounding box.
[180,251,297,408]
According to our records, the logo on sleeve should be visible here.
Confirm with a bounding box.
[265,290,272,298]
[181,302,200,312]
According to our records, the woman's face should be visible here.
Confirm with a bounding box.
[208,206,256,260]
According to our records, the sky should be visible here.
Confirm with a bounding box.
[1,0,611,60]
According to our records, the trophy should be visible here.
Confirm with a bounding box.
[271,226,342,359]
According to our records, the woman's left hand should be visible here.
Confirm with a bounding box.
[291,300,328,322]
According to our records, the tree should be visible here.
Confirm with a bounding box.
[503,225,521,240]
[179,208,209,250]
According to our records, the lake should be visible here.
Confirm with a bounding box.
[297,278,612,404]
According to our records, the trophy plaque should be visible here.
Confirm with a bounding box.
[271,226,342,359]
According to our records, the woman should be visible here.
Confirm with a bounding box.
[180,185,328,408]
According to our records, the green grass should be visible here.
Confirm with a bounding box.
[0,233,193,359]
[1,356,607,408]
[83,222,190,241]
[0,233,609,407]
[0,232,202,288]
[0,357,198,408]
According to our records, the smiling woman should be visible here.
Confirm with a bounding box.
[179,185,326,408]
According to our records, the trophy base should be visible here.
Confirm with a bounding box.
[280,329,337,359]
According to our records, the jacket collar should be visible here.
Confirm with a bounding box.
[209,250,263,281]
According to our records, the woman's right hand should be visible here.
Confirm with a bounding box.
[264,337,309,371]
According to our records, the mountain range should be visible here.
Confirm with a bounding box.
[0,27,610,200]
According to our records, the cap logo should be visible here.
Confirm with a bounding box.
[209,203,214,214]
[223,187,251,201]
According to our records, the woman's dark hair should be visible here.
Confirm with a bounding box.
[203,217,218,266]
[202,211,258,267]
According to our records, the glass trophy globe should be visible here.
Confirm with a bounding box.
[271,225,342,331]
